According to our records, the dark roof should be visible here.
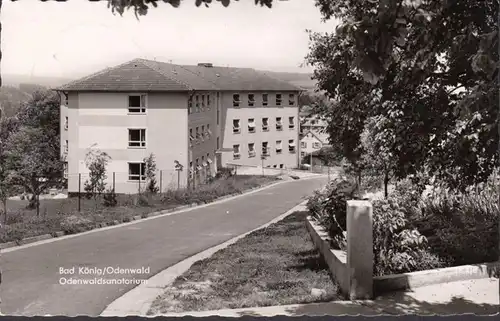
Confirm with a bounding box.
[57,58,302,92]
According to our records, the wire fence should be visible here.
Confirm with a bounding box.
[3,168,215,219]
[65,167,217,195]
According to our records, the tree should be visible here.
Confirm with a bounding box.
[6,91,64,215]
[307,0,499,191]
[0,115,19,223]
[7,127,64,215]
[359,116,397,198]
[107,0,273,17]
[143,153,159,194]
[83,147,111,201]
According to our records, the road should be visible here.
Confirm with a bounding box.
[1,176,327,316]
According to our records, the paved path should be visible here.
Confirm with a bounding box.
[0,177,328,316]
[155,278,499,317]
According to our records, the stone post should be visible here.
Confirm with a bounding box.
[346,200,374,299]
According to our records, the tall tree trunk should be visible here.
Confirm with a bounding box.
[384,171,389,199]
[2,198,6,225]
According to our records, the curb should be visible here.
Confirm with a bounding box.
[100,200,310,317]
[1,175,326,252]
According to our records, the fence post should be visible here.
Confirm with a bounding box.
[113,172,116,192]
[346,200,373,300]
[160,170,163,193]
[78,173,81,212]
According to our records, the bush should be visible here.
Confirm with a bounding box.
[306,178,360,249]
[103,188,118,207]
[60,215,94,235]
[412,178,499,266]
[372,198,443,276]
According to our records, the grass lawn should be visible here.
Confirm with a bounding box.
[148,211,344,315]
[0,175,279,243]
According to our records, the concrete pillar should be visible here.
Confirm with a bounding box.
[346,200,374,299]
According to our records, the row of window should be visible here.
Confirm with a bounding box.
[189,124,212,146]
[232,116,295,134]
[233,140,296,160]
[189,153,214,175]
[188,93,213,114]
[232,93,295,108]
[301,141,322,149]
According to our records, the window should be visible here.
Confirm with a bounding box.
[63,162,68,179]
[195,95,200,112]
[262,93,268,106]
[233,119,241,133]
[262,142,269,156]
[206,124,212,138]
[248,118,256,133]
[288,139,296,153]
[233,94,240,107]
[276,140,282,154]
[280,164,284,169]
[276,93,282,106]
[201,125,205,141]
[195,127,201,143]
[217,136,220,150]
[248,143,256,157]
[301,151,306,157]
[196,158,202,171]
[188,96,193,114]
[248,94,255,107]
[262,117,269,131]
[201,95,206,111]
[207,94,211,110]
[189,128,195,146]
[128,129,146,147]
[289,93,295,105]
[288,116,295,129]
[64,140,68,154]
[313,142,321,149]
[233,144,241,159]
[64,116,68,130]
[189,161,193,178]
[301,141,307,148]
[276,117,283,131]
[217,107,220,125]
[128,94,146,113]
[128,162,146,181]
[273,165,277,168]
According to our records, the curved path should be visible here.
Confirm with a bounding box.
[1,176,327,316]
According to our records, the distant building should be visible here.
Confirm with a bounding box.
[56,58,301,194]
[298,113,329,158]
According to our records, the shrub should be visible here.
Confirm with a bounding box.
[413,179,499,266]
[103,187,118,207]
[306,178,360,249]
[60,215,94,235]
[372,198,443,276]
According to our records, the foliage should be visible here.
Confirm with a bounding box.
[144,153,159,194]
[215,167,235,180]
[103,187,118,207]
[0,115,19,223]
[107,0,273,17]
[411,172,499,266]
[306,178,360,249]
[372,197,443,276]
[307,0,499,192]
[5,90,64,214]
[83,147,111,200]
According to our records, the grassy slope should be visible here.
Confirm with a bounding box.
[148,211,343,314]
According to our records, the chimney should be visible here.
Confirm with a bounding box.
[198,63,213,68]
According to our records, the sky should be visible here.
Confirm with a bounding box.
[2,0,339,79]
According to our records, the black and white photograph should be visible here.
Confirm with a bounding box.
[0,0,498,317]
